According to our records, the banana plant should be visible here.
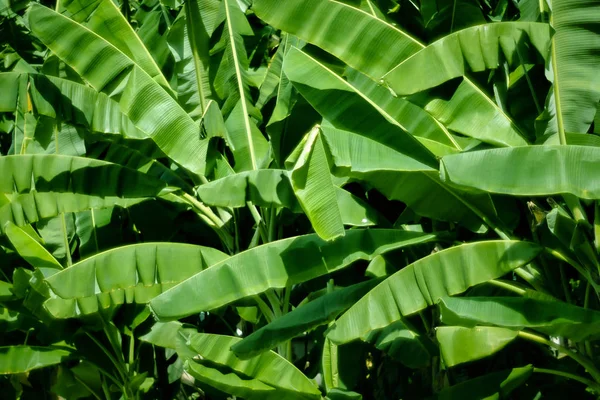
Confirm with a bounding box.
[1,0,600,398]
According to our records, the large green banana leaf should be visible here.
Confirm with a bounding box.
[90,141,191,190]
[282,46,436,168]
[382,22,552,95]
[232,279,379,359]
[0,155,166,197]
[0,72,20,111]
[59,0,171,91]
[42,243,229,318]
[28,4,209,175]
[0,192,148,235]
[178,331,321,400]
[290,126,344,240]
[253,0,529,147]
[439,296,600,342]
[440,145,600,199]
[317,123,499,232]
[4,221,63,270]
[252,0,422,79]
[344,68,460,155]
[149,230,439,320]
[326,241,542,344]
[195,169,383,226]
[431,366,533,399]
[436,326,519,367]
[0,72,143,138]
[0,346,71,374]
[28,73,145,138]
[550,0,600,134]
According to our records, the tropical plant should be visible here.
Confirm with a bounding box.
[1,0,600,398]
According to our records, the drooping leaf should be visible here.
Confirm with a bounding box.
[436,326,519,367]
[365,319,436,368]
[252,0,423,79]
[253,0,530,148]
[42,243,229,318]
[439,296,600,342]
[318,123,497,232]
[60,0,172,91]
[431,365,533,399]
[282,46,436,168]
[0,346,71,374]
[195,169,383,226]
[4,221,63,270]
[149,230,439,320]
[382,22,552,96]
[326,241,542,344]
[344,68,460,155]
[0,155,166,197]
[28,4,210,174]
[440,145,600,199]
[177,331,321,400]
[1,192,148,235]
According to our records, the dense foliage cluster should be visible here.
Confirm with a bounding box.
[1,0,600,398]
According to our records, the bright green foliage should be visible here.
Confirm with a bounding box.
[2,0,600,398]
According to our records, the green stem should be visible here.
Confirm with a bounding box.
[247,202,268,243]
[254,295,275,323]
[534,367,600,392]
[85,332,128,384]
[265,289,282,318]
[559,264,573,304]
[487,279,527,295]
[513,40,542,115]
[584,282,595,359]
[60,213,72,267]
[519,330,600,383]
[282,284,292,315]
[73,375,103,400]
[268,207,277,243]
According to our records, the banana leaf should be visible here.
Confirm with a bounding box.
[232,279,379,359]
[4,221,63,270]
[0,154,166,197]
[283,46,436,168]
[290,126,344,240]
[439,296,600,342]
[326,240,541,344]
[28,4,209,174]
[382,22,552,95]
[440,145,600,199]
[149,230,439,320]
[177,330,321,400]
[436,326,519,367]
[431,365,533,399]
[0,346,71,374]
[42,243,229,318]
[550,0,600,134]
